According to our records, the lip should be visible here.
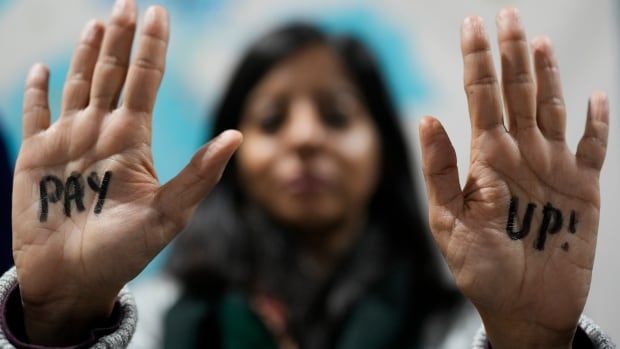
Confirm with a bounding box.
[283,173,332,195]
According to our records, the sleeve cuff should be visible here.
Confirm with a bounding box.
[471,315,616,349]
[0,267,137,349]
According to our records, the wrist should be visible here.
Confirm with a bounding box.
[21,292,116,345]
[482,317,575,349]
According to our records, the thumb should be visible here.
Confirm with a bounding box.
[155,129,243,232]
[419,116,462,250]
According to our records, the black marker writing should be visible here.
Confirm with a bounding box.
[64,172,85,217]
[88,171,112,214]
[534,203,563,251]
[39,175,64,222]
[38,171,113,221]
[569,211,578,234]
[506,197,537,240]
[506,197,579,252]
[87,172,101,192]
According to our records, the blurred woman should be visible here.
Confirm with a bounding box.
[149,23,466,349]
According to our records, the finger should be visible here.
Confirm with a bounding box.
[461,16,504,135]
[61,20,105,113]
[90,0,137,110]
[532,36,566,141]
[576,92,609,171]
[156,130,243,233]
[123,6,169,115]
[496,8,536,133]
[419,117,462,251]
[23,64,51,138]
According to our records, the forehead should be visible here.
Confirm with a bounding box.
[252,44,357,95]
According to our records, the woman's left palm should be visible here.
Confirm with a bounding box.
[419,8,609,348]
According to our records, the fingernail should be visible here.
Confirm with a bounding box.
[461,16,487,40]
[216,130,243,148]
[113,0,128,17]
[590,92,609,123]
[462,16,486,38]
[145,6,157,24]
[531,36,554,68]
[497,8,522,30]
[145,6,167,27]
[28,63,47,80]
[531,36,551,50]
[204,130,242,159]
[420,116,435,129]
[81,20,98,43]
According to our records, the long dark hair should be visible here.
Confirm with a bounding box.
[168,23,460,346]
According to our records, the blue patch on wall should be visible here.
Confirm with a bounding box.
[2,56,70,158]
[0,0,10,12]
[318,7,433,114]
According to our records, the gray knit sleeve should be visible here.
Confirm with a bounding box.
[471,315,616,349]
[0,267,138,349]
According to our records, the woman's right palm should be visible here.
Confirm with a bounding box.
[11,0,241,343]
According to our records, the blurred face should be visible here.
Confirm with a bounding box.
[236,45,382,232]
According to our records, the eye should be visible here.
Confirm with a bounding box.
[315,88,360,130]
[258,112,285,134]
[321,107,350,129]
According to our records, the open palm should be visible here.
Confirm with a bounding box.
[12,1,241,344]
[419,9,609,348]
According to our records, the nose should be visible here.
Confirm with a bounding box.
[283,97,327,155]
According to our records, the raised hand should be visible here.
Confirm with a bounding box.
[12,0,242,344]
[419,8,609,349]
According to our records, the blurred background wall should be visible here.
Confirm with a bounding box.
[0,0,618,340]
